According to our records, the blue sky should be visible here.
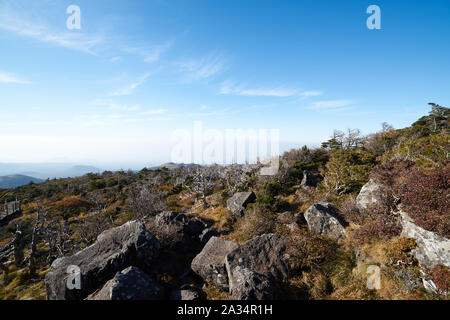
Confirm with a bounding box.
[0,0,449,167]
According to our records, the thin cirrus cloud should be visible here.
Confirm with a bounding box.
[219,81,323,98]
[91,99,142,111]
[124,40,174,63]
[307,99,355,110]
[179,52,227,81]
[107,73,151,96]
[298,91,324,98]
[0,71,31,84]
[0,3,103,55]
[141,109,166,115]
[220,82,299,97]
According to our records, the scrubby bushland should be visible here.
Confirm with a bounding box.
[0,103,448,300]
[399,164,450,238]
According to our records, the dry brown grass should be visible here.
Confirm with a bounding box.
[203,284,231,300]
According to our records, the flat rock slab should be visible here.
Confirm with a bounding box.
[87,266,163,300]
[45,220,160,300]
[191,236,239,290]
[226,192,256,216]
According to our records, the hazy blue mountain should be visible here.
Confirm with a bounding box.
[0,175,43,189]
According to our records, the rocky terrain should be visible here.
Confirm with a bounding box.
[0,103,448,300]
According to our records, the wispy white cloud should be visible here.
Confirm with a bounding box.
[307,99,355,110]
[141,109,166,115]
[220,81,298,97]
[147,117,173,121]
[179,52,227,81]
[125,40,174,63]
[0,71,31,84]
[91,99,141,111]
[0,3,103,55]
[108,73,150,96]
[299,91,324,98]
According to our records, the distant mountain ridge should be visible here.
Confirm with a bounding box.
[0,163,101,180]
[0,175,43,189]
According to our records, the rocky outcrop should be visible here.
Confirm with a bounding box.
[191,237,239,290]
[226,192,256,216]
[87,266,163,300]
[225,234,289,300]
[300,170,317,188]
[356,179,382,211]
[304,203,346,240]
[154,211,210,253]
[400,211,450,269]
[45,220,160,300]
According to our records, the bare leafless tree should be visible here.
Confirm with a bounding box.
[189,166,219,209]
[129,185,167,219]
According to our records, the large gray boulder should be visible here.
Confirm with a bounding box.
[191,237,239,290]
[356,179,383,211]
[304,203,346,240]
[154,211,210,253]
[87,266,163,300]
[227,266,282,300]
[227,192,256,216]
[400,211,450,269]
[45,220,160,300]
[225,234,289,299]
[300,170,317,188]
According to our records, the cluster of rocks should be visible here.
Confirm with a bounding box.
[191,234,289,300]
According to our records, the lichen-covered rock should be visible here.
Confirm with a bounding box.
[400,211,450,269]
[45,220,160,300]
[228,266,283,300]
[304,203,346,240]
[170,289,200,301]
[225,234,289,299]
[87,266,163,300]
[300,170,317,188]
[191,237,239,290]
[356,179,382,211]
[226,192,256,216]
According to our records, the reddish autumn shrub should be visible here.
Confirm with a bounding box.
[399,164,450,238]
[430,265,450,293]
[351,214,402,245]
[54,196,92,218]
[370,160,414,186]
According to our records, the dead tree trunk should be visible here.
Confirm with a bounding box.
[13,224,25,267]
[28,207,42,277]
